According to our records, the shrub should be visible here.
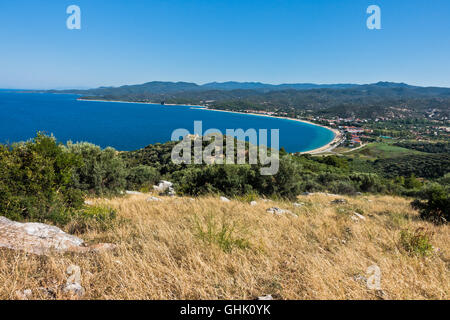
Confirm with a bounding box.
[329,181,357,195]
[350,173,386,193]
[0,133,84,223]
[126,165,160,190]
[411,183,449,224]
[400,228,434,256]
[67,205,117,234]
[194,213,250,253]
[66,142,128,195]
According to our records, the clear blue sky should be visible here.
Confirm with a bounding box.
[1,0,449,89]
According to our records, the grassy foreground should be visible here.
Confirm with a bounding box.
[1,193,448,300]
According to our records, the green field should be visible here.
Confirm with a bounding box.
[346,142,424,160]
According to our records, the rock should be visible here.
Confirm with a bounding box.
[0,216,116,256]
[302,192,310,196]
[147,196,162,202]
[258,294,273,300]
[154,180,175,196]
[84,200,94,206]
[293,202,304,207]
[325,193,340,197]
[87,243,117,253]
[220,196,230,202]
[266,207,297,218]
[126,191,143,195]
[331,199,347,205]
[356,192,363,196]
[351,212,366,222]
[353,212,366,220]
[250,201,257,206]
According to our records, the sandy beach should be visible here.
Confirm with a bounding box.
[77,98,342,154]
[194,108,342,154]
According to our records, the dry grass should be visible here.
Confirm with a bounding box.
[0,193,448,300]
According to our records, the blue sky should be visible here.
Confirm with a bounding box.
[1,0,449,89]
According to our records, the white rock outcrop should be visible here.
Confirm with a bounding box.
[153,180,176,196]
[126,191,143,195]
[147,196,162,202]
[266,207,297,218]
[0,216,116,255]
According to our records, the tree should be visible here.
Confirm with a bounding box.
[411,184,449,224]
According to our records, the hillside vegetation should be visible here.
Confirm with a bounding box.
[1,193,448,300]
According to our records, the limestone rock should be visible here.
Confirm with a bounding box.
[0,216,116,256]
[266,207,297,218]
[258,294,273,300]
[220,196,230,202]
[126,191,143,195]
[250,201,257,206]
[147,196,162,202]
[154,180,176,196]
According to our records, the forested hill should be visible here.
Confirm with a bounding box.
[46,81,450,119]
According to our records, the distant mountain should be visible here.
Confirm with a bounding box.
[50,80,450,96]
[48,81,201,96]
[44,80,450,119]
[201,81,358,92]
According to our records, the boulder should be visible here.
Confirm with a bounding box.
[293,202,304,207]
[258,294,273,300]
[0,216,116,256]
[154,180,175,196]
[147,196,162,202]
[126,191,143,195]
[266,207,297,218]
[250,201,257,206]
[220,196,230,202]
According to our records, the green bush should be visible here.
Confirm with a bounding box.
[65,142,128,195]
[400,228,434,256]
[126,165,160,190]
[411,183,449,224]
[67,205,117,234]
[194,213,250,253]
[0,133,83,223]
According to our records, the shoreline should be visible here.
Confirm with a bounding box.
[77,98,342,154]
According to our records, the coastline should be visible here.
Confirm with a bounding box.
[77,98,342,154]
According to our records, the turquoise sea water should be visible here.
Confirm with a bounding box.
[0,91,334,152]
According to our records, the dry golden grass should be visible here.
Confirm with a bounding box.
[0,193,448,300]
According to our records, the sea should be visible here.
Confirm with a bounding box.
[0,90,334,153]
